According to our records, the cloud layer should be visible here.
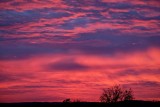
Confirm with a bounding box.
[0,0,160,102]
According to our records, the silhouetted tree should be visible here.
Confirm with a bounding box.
[122,88,134,101]
[100,85,134,103]
[63,98,71,103]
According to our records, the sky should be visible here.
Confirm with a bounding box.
[0,0,160,102]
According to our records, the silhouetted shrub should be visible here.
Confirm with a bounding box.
[73,99,81,102]
[100,85,134,103]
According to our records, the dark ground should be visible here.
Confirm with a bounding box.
[0,100,160,107]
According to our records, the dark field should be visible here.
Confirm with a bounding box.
[0,100,160,107]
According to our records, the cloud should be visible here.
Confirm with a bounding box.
[108,69,160,79]
[0,0,68,11]
[0,42,68,60]
[122,81,160,99]
[0,9,72,26]
[46,59,89,71]
[136,81,160,87]
[0,71,36,83]
[0,73,17,83]
[0,32,160,60]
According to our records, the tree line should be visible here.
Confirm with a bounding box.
[63,85,134,103]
